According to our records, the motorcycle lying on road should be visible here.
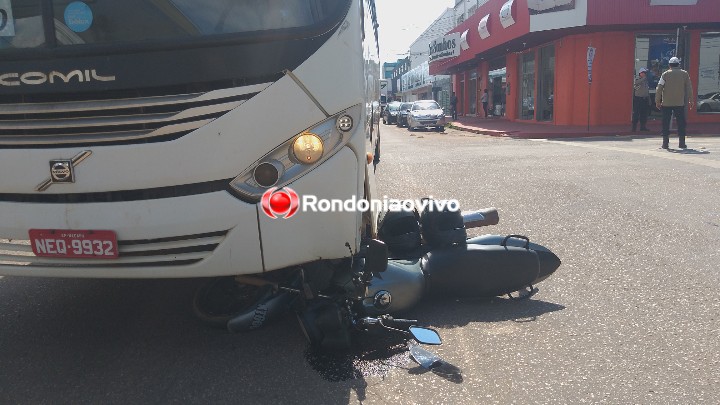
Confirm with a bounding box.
[193,200,561,357]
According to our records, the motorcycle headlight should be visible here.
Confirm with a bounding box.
[229,106,359,202]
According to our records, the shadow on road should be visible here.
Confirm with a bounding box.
[665,148,710,154]
[403,295,566,329]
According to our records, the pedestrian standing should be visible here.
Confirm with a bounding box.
[655,57,694,149]
[450,92,458,120]
[481,89,489,118]
[632,68,651,132]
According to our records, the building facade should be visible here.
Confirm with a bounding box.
[390,58,410,101]
[430,0,720,127]
[397,8,455,108]
[382,62,397,79]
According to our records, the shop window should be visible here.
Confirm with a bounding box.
[519,52,535,120]
[537,45,555,121]
[634,33,690,120]
[698,33,720,114]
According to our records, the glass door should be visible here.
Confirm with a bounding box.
[469,72,478,115]
[519,52,535,120]
[537,45,555,121]
[459,75,465,116]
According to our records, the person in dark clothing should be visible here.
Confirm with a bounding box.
[481,89,489,118]
[655,57,694,149]
[632,68,651,132]
[450,93,458,120]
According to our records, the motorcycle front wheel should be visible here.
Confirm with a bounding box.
[192,276,268,328]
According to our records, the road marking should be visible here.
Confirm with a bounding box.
[532,139,720,169]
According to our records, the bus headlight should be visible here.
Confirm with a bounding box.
[292,133,324,164]
[229,105,360,202]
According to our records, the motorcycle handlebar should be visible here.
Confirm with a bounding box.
[359,316,417,331]
[462,208,499,229]
[383,318,417,329]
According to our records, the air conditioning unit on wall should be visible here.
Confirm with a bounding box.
[650,0,698,5]
[527,0,574,11]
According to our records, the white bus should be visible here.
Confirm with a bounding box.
[0,0,381,279]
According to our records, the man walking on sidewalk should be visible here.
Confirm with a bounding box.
[655,57,694,149]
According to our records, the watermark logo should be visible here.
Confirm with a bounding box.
[260,188,459,219]
[261,187,300,219]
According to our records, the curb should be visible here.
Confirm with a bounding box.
[447,123,720,139]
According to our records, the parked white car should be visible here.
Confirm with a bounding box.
[698,93,720,113]
[407,100,446,132]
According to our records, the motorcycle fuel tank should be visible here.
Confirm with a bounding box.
[363,258,426,316]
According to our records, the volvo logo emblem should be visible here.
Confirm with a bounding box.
[373,290,392,310]
[50,161,72,182]
[36,150,92,192]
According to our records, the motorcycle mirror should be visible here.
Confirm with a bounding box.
[409,326,442,345]
[364,239,388,277]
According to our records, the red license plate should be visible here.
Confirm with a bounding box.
[29,229,119,259]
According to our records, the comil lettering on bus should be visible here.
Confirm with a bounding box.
[0,69,116,87]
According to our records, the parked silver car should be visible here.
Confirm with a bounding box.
[698,93,720,113]
[406,100,446,132]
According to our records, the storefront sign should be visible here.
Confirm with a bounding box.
[587,46,596,83]
[650,0,698,5]
[428,32,461,62]
[478,14,490,39]
[403,62,431,91]
[500,0,516,29]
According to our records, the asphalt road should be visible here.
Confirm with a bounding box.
[1,124,718,404]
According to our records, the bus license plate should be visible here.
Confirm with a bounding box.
[29,229,119,259]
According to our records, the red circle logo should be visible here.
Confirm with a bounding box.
[261,187,300,219]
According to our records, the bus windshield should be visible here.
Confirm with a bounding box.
[1,0,344,50]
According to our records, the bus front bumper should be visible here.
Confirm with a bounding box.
[0,148,360,278]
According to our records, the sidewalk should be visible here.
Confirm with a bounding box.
[447,115,720,139]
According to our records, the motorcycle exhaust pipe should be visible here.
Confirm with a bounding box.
[227,287,299,333]
[462,208,499,229]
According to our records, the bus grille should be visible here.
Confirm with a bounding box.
[0,230,227,268]
[0,81,272,148]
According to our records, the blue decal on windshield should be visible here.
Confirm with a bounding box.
[64,1,93,33]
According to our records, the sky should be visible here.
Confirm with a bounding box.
[375,0,457,65]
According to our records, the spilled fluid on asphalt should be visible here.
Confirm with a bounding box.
[303,334,411,382]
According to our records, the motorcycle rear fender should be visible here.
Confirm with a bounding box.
[467,234,561,283]
[421,244,540,298]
